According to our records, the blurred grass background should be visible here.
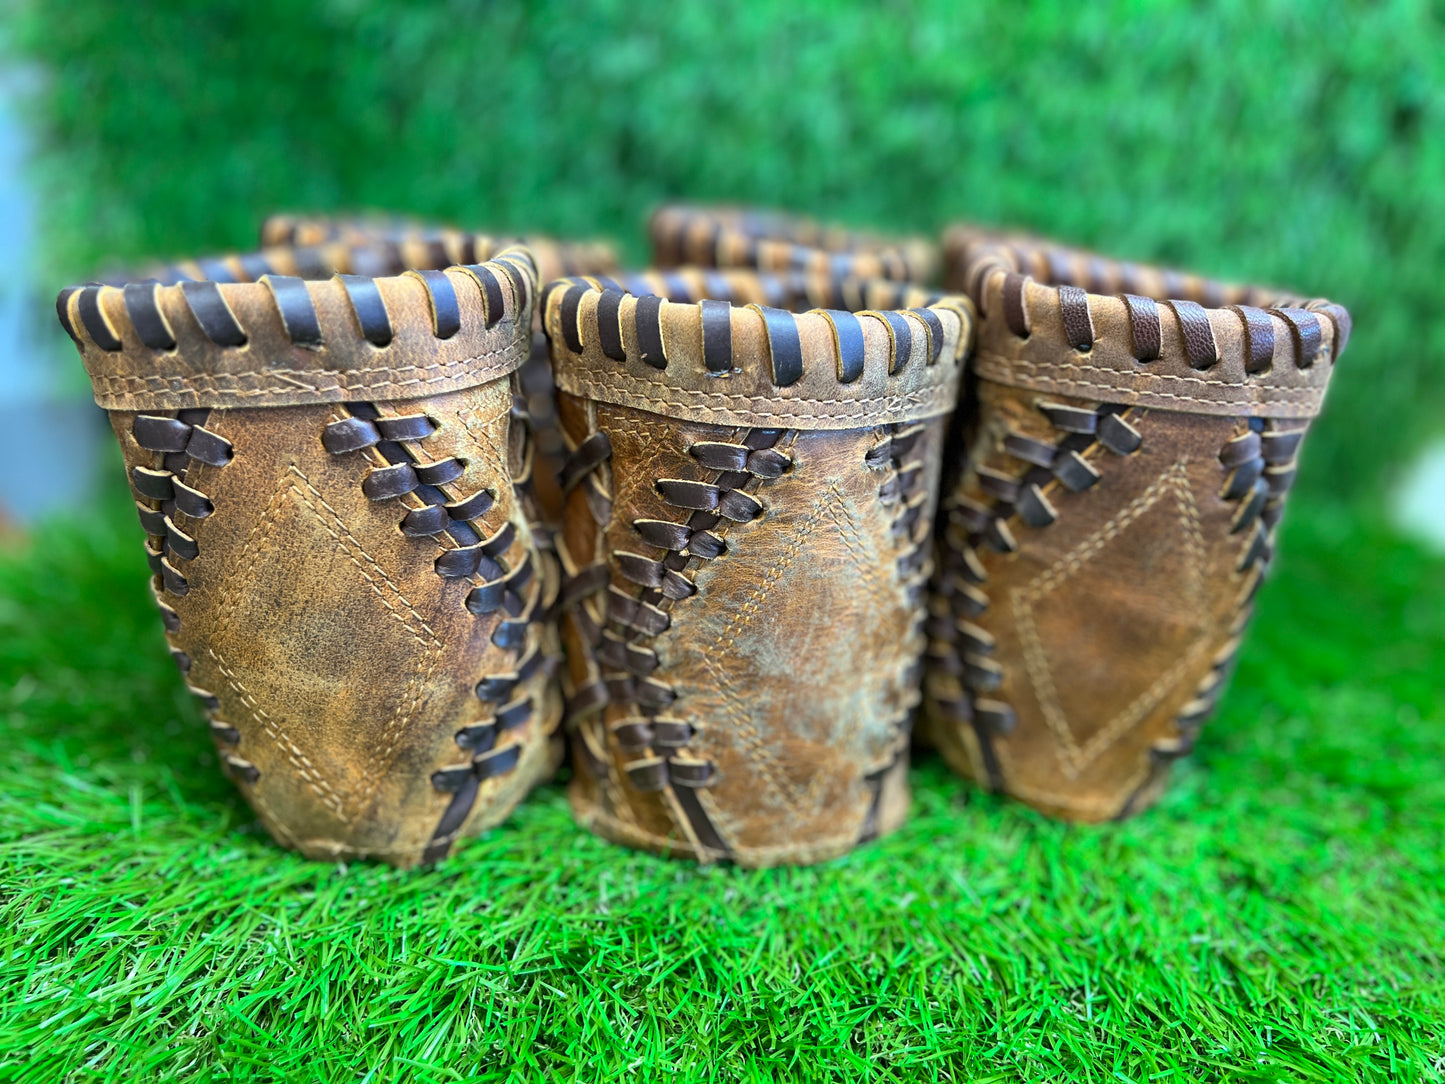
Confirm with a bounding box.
[3,1,1443,1080]
[13,0,1445,499]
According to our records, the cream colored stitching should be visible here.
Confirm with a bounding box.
[1074,640,1209,767]
[208,465,444,822]
[283,469,443,812]
[992,740,1156,821]
[88,340,525,401]
[212,658,348,817]
[555,374,957,426]
[1011,460,1208,771]
[451,398,513,484]
[975,353,1326,412]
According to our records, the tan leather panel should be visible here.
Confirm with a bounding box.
[108,382,560,863]
[925,384,1252,820]
[665,420,939,862]
[559,395,942,865]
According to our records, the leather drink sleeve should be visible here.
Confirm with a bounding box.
[923,228,1352,821]
[57,241,563,867]
[544,268,972,866]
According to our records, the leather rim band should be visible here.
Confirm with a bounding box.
[61,242,539,411]
[544,268,972,431]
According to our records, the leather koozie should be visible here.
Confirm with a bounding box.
[649,203,939,284]
[923,229,1352,821]
[57,242,563,866]
[545,270,972,865]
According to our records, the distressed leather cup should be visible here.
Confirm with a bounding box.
[923,229,1352,821]
[649,203,939,284]
[57,241,564,866]
[544,268,971,865]
[259,213,621,530]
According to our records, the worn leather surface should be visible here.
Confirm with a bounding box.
[650,204,940,284]
[546,272,970,865]
[59,244,562,866]
[923,231,1350,820]
[256,214,622,532]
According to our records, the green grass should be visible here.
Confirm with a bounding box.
[6,3,1445,1080]
[1,480,1442,1081]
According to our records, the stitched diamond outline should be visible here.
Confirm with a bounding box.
[1010,459,1210,774]
[208,465,443,823]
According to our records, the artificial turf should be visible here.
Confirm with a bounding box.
[6,2,1445,1080]
[1,479,1442,1081]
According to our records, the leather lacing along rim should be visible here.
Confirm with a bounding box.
[654,203,912,252]
[955,237,1351,374]
[112,237,503,291]
[57,243,538,356]
[948,229,1276,308]
[648,203,940,285]
[257,213,620,286]
[541,273,967,389]
[543,267,948,320]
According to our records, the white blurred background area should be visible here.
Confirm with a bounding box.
[0,70,105,532]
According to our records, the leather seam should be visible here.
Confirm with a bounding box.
[553,373,957,426]
[974,352,1327,411]
[285,466,445,812]
[87,340,526,403]
[697,484,839,808]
